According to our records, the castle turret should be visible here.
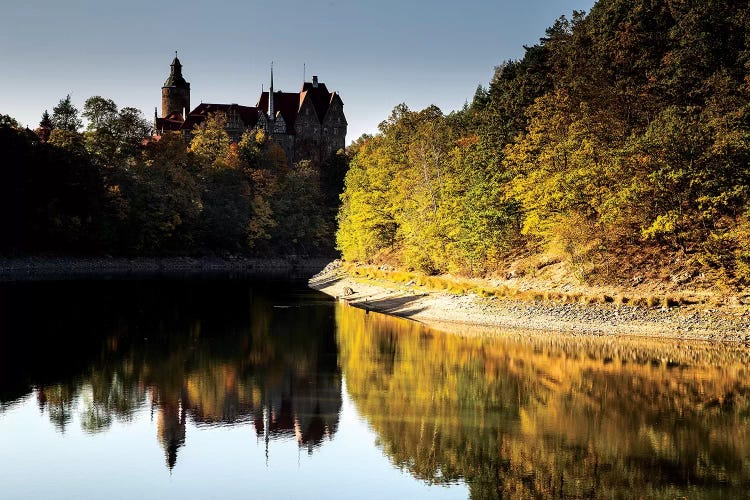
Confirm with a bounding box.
[161,53,190,118]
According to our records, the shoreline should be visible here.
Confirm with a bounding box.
[0,256,332,281]
[309,262,750,342]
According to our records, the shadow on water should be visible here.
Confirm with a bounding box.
[0,277,341,469]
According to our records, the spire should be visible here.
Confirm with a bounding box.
[164,52,188,88]
[269,62,275,121]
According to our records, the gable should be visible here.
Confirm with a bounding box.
[322,93,347,126]
[256,91,300,132]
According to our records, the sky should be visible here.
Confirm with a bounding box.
[0,0,595,143]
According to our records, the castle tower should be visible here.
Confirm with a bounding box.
[161,53,190,118]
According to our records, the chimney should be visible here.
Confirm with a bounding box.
[312,75,318,88]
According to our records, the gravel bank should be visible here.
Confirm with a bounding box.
[309,261,750,342]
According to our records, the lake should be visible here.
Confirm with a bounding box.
[1,278,749,498]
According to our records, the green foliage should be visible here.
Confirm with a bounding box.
[337,0,750,286]
[0,114,21,129]
[121,132,201,253]
[337,105,520,274]
[48,128,87,157]
[271,160,331,254]
[1,98,344,257]
[51,94,82,132]
[83,96,151,163]
[39,110,51,128]
[199,162,252,252]
[0,125,106,253]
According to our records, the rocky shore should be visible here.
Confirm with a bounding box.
[0,256,332,281]
[309,261,750,342]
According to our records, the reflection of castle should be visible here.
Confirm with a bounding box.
[151,369,341,469]
[253,374,342,455]
[10,279,343,473]
[154,395,186,470]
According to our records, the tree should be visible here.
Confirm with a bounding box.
[189,112,231,167]
[51,95,83,132]
[272,160,330,254]
[39,110,52,129]
[82,97,151,162]
[123,132,201,253]
[83,96,118,131]
[0,114,20,129]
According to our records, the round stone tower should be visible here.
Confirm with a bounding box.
[161,54,190,118]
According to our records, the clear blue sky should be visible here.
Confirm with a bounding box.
[0,0,595,143]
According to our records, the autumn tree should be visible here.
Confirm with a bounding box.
[189,112,231,167]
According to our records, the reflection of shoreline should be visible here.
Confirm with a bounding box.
[0,279,342,471]
[336,304,750,498]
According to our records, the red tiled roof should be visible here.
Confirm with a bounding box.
[180,103,260,131]
[155,116,184,132]
[181,114,205,131]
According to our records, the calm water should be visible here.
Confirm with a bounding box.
[1,279,749,499]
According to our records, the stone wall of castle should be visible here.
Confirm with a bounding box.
[162,86,190,118]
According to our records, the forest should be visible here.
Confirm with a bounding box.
[337,0,750,287]
[0,96,346,256]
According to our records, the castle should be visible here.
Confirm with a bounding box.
[155,55,347,164]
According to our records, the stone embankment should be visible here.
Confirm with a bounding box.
[309,261,750,342]
[0,256,331,281]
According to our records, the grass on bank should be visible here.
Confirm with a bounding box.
[343,263,707,309]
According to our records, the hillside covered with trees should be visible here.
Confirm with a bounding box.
[337,0,750,288]
[0,97,346,256]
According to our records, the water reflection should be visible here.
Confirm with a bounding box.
[335,305,750,498]
[0,280,341,469]
[3,279,750,497]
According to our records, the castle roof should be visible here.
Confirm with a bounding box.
[179,103,261,131]
[164,56,189,88]
[257,91,301,131]
[155,111,185,132]
[300,82,333,120]
[255,81,340,133]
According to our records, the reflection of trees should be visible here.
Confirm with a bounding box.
[336,305,750,498]
[37,385,76,433]
[1,280,341,470]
